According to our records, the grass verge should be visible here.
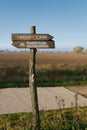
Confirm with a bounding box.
[0,107,87,130]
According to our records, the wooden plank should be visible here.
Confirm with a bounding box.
[12,40,55,48]
[12,34,53,41]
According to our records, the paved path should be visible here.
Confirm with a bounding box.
[0,87,87,114]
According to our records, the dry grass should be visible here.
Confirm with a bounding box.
[0,52,28,67]
[1,52,87,67]
[37,52,87,65]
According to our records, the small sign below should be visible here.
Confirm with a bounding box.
[12,40,55,48]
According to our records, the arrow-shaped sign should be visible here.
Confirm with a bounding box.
[12,34,53,41]
[12,40,55,48]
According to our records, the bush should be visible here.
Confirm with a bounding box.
[1,64,87,87]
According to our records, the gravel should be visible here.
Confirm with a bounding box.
[0,87,87,114]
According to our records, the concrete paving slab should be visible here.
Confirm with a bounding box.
[0,87,87,115]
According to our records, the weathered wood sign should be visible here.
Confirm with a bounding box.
[12,40,54,48]
[12,34,55,48]
[11,26,55,130]
[12,34,53,41]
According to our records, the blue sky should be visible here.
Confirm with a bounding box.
[0,0,87,51]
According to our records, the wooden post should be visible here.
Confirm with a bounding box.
[29,26,40,130]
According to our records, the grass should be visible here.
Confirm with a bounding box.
[0,107,87,130]
[1,64,87,87]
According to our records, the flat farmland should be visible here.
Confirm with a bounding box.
[1,52,87,67]
[68,86,87,97]
[1,52,87,88]
[0,52,87,113]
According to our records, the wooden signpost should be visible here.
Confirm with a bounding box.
[12,26,55,130]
